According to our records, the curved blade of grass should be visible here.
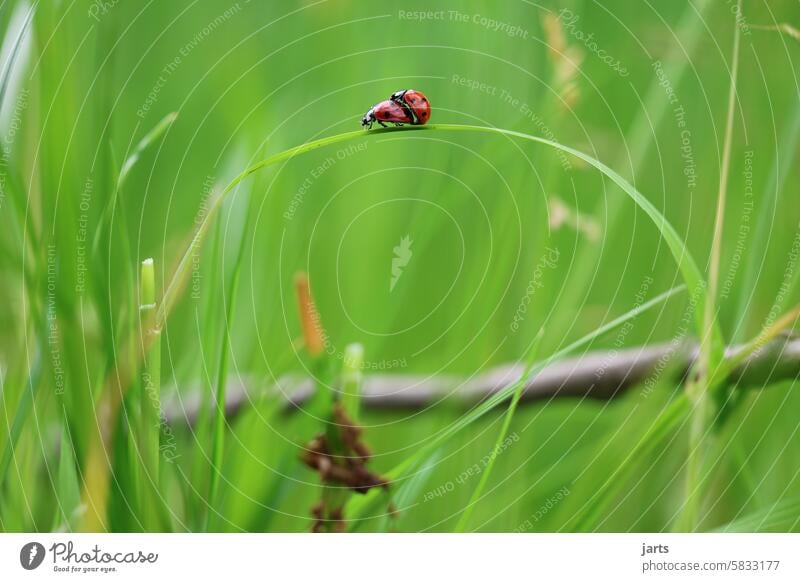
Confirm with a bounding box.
[681,0,743,530]
[160,124,717,350]
[455,329,544,532]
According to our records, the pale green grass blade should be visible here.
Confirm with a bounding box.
[138,258,163,530]
[205,192,255,530]
[161,124,717,351]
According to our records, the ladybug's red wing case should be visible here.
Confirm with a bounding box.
[374,100,414,124]
[362,99,413,128]
[401,90,431,125]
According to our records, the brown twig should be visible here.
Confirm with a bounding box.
[164,337,800,426]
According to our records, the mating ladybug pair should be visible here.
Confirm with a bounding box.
[361,89,431,129]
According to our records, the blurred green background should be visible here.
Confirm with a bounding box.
[0,0,799,532]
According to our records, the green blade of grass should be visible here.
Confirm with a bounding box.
[188,218,223,526]
[204,191,255,531]
[160,124,718,351]
[0,2,34,112]
[138,258,162,531]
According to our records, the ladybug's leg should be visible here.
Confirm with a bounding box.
[377,120,388,128]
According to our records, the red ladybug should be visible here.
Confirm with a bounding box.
[361,89,431,129]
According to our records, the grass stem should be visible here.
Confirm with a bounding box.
[139,258,162,531]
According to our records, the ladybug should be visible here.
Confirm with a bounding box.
[361,89,431,129]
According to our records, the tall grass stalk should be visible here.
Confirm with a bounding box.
[205,193,254,531]
[139,258,162,530]
[549,0,714,337]
[682,0,743,531]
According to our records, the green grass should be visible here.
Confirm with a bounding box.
[0,0,799,533]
